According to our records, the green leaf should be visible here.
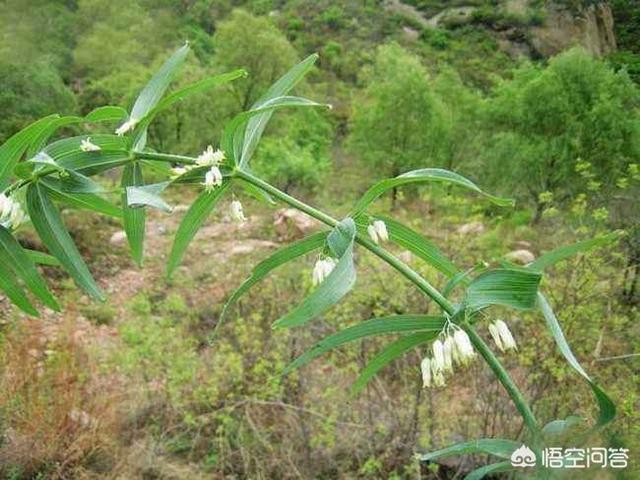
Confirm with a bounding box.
[0,259,39,316]
[464,461,513,480]
[221,231,327,320]
[122,163,146,266]
[443,262,486,298]
[85,106,128,123]
[542,415,583,437]
[419,439,519,462]
[240,54,318,168]
[0,225,59,311]
[0,115,58,189]
[272,218,356,329]
[351,332,438,394]
[167,183,230,277]
[126,182,172,212]
[25,249,60,266]
[528,232,622,272]
[464,268,541,311]
[351,168,514,216]
[27,115,84,157]
[284,315,446,375]
[538,292,615,426]
[223,96,328,165]
[135,70,246,133]
[45,135,129,176]
[26,183,104,300]
[376,215,459,278]
[128,43,191,148]
[40,180,121,218]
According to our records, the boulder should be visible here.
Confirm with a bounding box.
[273,208,320,240]
[505,249,536,265]
[457,221,485,235]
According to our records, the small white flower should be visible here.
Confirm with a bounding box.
[420,357,432,388]
[373,220,389,242]
[495,320,517,351]
[0,194,27,230]
[367,224,379,244]
[80,137,101,152]
[488,322,504,352]
[203,166,223,191]
[196,145,225,167]
[443,336,455,372]
[453,329,475,363]
[229,200,246,223]
[170,166,188,179]
[115,118,138,136]
[432,368,446,387]
[432,339,446,373]
[312,258,336,286]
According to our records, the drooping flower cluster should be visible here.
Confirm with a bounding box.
[80,137,101,152]
[312,257,337,286]
[194,146,226,192]
[367,219,389,244]
[488,319,518,352]
[421,324,475,388]
[0,193,27,230]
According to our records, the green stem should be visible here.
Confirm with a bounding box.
[235,167,541,439]
[133,150,198,165]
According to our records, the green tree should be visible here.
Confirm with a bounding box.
[348,43,448,203]
[0,60,77,140]
[483,48,640,222]
[212,9,299,110]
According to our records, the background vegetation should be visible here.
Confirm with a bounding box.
[0,0,638,478]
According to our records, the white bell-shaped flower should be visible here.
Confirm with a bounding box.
[373,220,389,242]
[80,137,101,152]
[443,336,455,372]
[229,200,246,223]
[420,357,432,388]
[432,339,446,373]
[196,145,225,167]
[453,329,475,364]
[203,166,223,191]
[367,224,379,244]
[312,258,336,286]
[488,322,504,352]
[495,320,517,351]
[115,118,137,136]
[170,166,188,179]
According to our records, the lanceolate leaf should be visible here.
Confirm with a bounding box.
[376,215,459,278]
[128,43,191,149]
[284,315,446,375]
[27,115,84,157]
[537,292,615,426]
[240,54,318,168]
[136,70,247,132]
[0,225,59,311]
[41,179,121,218]
[126,182,172,212]
[351,332,438,394]
[222,96,328,164]
[0,115,58,189]
[221,231,327,320]
[419,439,519,462]
[85,106,128,123]
[0,260,39,316]
[26,183,104,300]
[272,218,356,329]
[122,163,146,266]
[528,232,622,272]
[167,182,230,278]
[464,268,541,311]
[45,135,129,176]
[25,249,60,266]
[351,168,514,216]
